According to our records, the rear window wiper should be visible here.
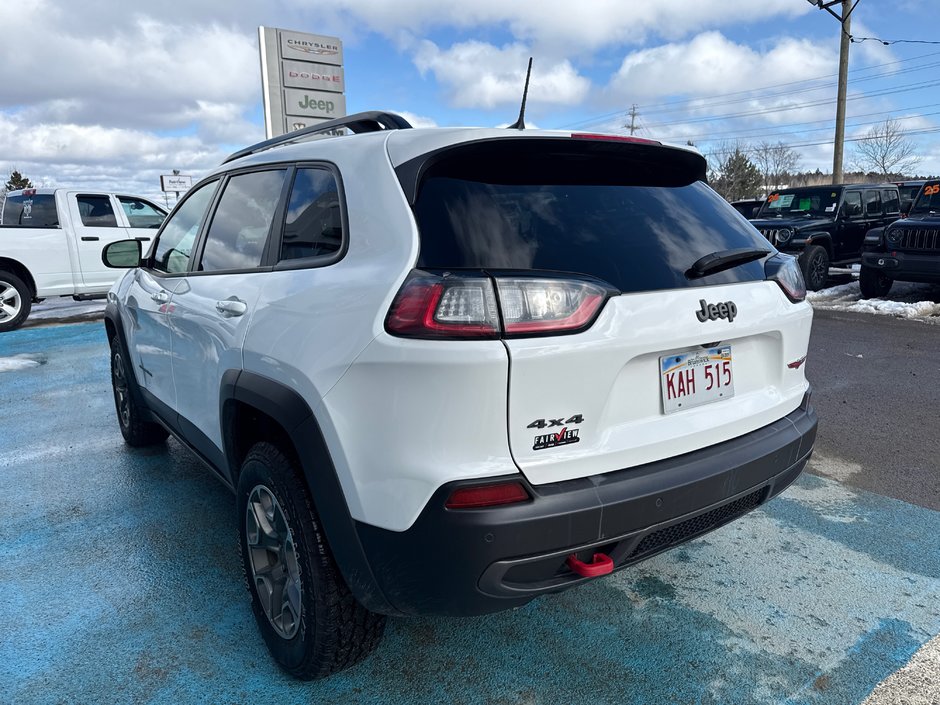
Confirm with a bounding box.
[686,247,771,279]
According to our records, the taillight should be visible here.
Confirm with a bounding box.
[765,254,806,302]
[445,481,530,509]
[496,278,607,335]
[386,271,613,339]
[385,272,500,338]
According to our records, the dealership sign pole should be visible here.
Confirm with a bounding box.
[259,27,346,138]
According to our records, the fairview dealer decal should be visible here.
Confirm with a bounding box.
[533,427,580,451]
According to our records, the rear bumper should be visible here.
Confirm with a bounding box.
[355,398,817,617]
[862,251,940,283]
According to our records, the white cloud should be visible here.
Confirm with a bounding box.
[414,40,590,109]
[315,0,810,50]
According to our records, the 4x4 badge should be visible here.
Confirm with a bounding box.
[696,299,737,323]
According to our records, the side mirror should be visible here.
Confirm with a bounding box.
[102,239,142,268]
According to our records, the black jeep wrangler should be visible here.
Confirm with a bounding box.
[750,183,901,290]
[859,179,940,298]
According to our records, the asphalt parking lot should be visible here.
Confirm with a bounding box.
[2,313,939,705]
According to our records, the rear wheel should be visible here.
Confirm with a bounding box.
[109,336,168,446]
[858,265,893,299]
[0,271,31,332]
[799,246,830,291]
[236,441,385,679]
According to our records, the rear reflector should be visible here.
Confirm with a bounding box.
[445,481,530,509]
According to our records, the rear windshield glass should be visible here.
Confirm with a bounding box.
[1,194,58,227]
[411,141,771,293]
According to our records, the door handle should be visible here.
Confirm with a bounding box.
[151,290,170,304]
[216,298,247,317]
[81,236,100,241]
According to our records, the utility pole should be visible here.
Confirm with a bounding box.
[807,0,859,185]
[627,104,638,135]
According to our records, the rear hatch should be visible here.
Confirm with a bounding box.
[402,135,812,485]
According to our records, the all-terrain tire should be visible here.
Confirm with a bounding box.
[109,336,169,446]
[236,441,386,680]
[0,271,32,333]
[858,265,893,299]
[799,245,830,291]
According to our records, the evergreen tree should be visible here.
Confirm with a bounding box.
[712,150,762,202]
[5,169,33,192]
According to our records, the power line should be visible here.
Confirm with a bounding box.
[556,49,940,129]
[702,125,940,159]
[847,32,940,46]
[640,78,940,129]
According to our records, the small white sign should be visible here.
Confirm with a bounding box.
[282,59,344,93]
[283,88,346,119]
[279,30,343,66]
[160,175,192,192]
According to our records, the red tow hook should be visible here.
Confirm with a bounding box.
[567,552,614,578]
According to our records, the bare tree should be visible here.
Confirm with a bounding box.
[852,118,920,178]
[753,141,801,194]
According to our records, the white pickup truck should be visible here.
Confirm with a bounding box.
[0,188,167,331]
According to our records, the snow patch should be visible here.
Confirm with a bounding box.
[808,280,940,321]
[0,354,47,372]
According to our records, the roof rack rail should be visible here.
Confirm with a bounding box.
[223,111,413,164]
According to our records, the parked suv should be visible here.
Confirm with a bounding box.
[859,179,940,297]
[102,112,817,679]
[750,183,901,290]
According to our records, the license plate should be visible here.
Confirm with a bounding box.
[660,346,734,414]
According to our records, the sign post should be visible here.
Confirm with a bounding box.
[259,27,345,138]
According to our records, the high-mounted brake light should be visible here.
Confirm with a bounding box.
[445,481,530,509]
[385,271,613,340]
[570,133,661,146]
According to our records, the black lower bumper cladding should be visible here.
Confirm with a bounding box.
[356,400,817,617]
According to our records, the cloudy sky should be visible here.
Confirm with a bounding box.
[1,0,938,203]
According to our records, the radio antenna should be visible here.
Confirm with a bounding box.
[507,57,533,130]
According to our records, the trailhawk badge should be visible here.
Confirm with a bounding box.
[533,427,580,451]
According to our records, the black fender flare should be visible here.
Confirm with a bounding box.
[220,370,396,615]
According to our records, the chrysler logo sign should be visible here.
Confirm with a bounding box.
[286,38,339,56]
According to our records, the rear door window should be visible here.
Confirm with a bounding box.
[864,190,882,216]
[411,140,771,294]
[881,190,900,215]
[76,195,119,227]
[1,194,58,227]
[198,169,287,272]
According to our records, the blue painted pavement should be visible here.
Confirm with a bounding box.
[1,322,939,704]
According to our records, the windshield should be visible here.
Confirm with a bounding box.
[911,182,940,214]
[757,187,841,218]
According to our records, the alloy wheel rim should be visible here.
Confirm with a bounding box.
[245,484,302,640]
[811,254,827,286]
[112,350,131,428]
[0,280,22,322]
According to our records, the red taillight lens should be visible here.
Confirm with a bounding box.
[445,481,530,509]
[385,273,500,338]
[497,278,608,335]
[386,271,613,339]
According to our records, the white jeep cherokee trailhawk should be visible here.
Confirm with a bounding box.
[102,112,817,679]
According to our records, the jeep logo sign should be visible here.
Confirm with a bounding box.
[696,299,738,323]
[283,88,347,119]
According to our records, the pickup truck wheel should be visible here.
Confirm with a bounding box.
[859,265,893,298]
[237,442,386,679]
[799,246,830,291]
[109,336,168,446]
[0,272,31,332]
